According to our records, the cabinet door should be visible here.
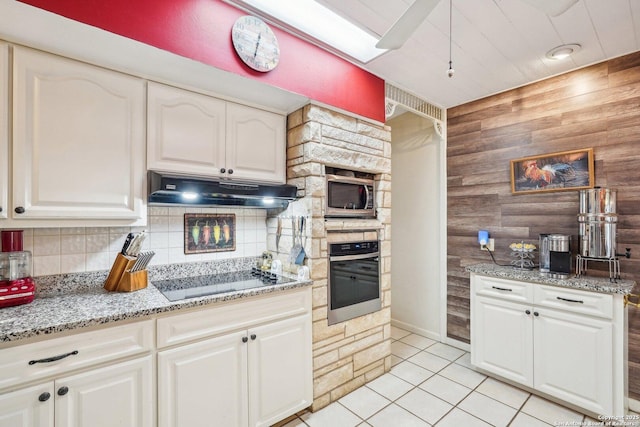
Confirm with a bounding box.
[248,315,313,427]
[534,307,613,415]
[0,42,7,219]
[147,82,226,177]
[226,103,285,184]
[12,46,145,221]
[0,382,54,427]
[158,330,248,427]
[55,356,153,427]
[471,296,533,387]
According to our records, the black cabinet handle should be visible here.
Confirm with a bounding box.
[534,312,539,317]
[220,168,226,174]
[38,392,51,402]
[242,336,248,343]
[57,386,69,396]
[525,310,531,315]
[250,334,256,340]
[228,169,234,175]
[491,286,513,292]
[29,350,79,365]
[0,207,3,213]
[14,206,25,214]
[557,296,584,304]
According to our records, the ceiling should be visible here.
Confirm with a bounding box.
[316,0,640,109]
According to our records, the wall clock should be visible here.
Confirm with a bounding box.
[231,15,280,72]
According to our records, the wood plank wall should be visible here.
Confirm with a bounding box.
[447,51,640,399]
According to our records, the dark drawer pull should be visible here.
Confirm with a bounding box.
[491,286,513,292]
[557,296,584,304]
[38,392,51,402]
[29,350,79,365]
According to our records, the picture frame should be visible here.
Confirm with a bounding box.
[510,148,594,194]
[184,213,236,254]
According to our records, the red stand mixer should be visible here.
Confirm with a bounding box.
[0,230,35,308]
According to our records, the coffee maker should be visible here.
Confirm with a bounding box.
[539,234,572,278]
[0,230,35,308]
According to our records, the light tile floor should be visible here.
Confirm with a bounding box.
[275,325,639,427]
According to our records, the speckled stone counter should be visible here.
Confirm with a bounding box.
[466,263,635,295]
[0,257,312,343]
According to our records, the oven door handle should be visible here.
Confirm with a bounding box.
[364,185,371,209]
[330,253,379,262]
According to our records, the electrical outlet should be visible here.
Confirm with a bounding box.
[481,238,495,251]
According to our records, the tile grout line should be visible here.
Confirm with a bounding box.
[295,330,593,427]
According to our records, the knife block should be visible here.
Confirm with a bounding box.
[104,253,148,292]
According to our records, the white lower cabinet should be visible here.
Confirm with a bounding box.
[158,330,248,427]
[473,296,533,386]
[157,288,313,427]
[0,290,313,427]
[0,320,155,427]
[0,382,53,427]
[471,273,626,416]
[533,306,613,412]
[248,315,312,426]
[0,356,153,427]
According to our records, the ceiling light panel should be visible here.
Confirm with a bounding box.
[227,0,388,63]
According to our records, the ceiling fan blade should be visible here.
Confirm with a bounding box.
[375,0,441,50]
[520,0,579,17]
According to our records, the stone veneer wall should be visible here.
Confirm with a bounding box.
[267,104,392,411]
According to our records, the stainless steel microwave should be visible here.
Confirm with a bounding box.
[325,175,376,218]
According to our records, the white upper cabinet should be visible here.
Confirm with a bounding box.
[147,82,286,184]
[11,46,146,224]
[0,42,7,220]
[226,103,286,184]
[147,82,226,178]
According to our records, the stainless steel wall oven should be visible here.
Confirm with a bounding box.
[328,240,381,325]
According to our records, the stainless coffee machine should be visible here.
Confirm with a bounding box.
[539,234,572,278]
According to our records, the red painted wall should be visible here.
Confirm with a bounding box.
[18,0,385,122]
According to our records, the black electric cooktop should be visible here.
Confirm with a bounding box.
[153,269,295,302]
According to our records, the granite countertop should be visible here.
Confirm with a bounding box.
[0,257,312,344]
[466,263,635,295]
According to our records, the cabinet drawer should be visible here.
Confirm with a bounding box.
[0,319,154,391]
[472,275,533,303]
[534,285,613,319]
[157,287,311,348]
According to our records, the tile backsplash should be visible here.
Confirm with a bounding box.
[11,206,268,277]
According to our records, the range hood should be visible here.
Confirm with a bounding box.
[148,171,297,208]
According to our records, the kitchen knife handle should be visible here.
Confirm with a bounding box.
[121,233,134,255]
[29,350,79,365]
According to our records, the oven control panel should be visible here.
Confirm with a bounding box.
[330,241,379,256]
